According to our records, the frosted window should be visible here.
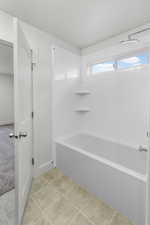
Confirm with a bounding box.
[91,61,115,74]
[118,54,149,69]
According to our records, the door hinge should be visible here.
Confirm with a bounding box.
[31,112,34,118]
[31,63,34,72]
[31,49,38,71]
[147,131,150,137]
[32,158,35,166]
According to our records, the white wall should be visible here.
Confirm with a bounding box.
[20,23,80,176]
[0,44,13,125]
[0,10,80,176]
[81,66,150,147]
[81,47,150,147]
[81,22,150,56]
[51,38,150,151]
[21,23,80,176]
[1,8,149,176]
[53,46,81,139]
[0,11,13,44]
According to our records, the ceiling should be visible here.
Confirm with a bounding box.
[0,0,150,48]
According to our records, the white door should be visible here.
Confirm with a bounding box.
[146,52,150,225]
[13,18,33,225]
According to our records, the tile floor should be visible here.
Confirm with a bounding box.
[22,168,135,225]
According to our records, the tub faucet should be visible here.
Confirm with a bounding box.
[138,145,148,152]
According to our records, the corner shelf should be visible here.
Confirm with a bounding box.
[75,90,91,95]
[75,108,91,113]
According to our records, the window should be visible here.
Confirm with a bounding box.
[118,53,149,70]
[91,61,115,74]
[89,53,149,76]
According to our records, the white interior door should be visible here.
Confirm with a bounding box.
[146,49,150,225]
[13,18,33,225]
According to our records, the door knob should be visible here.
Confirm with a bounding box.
[9,132,27,139]
[9,133,18,139]
[19,132,28,138]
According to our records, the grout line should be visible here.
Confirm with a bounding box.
[32,171,109,225]
[32,170,62,196]
[52,176,117,225]
[66,211,80,225]
[31,174,82,225]
[77,203,117,225]
[31,177,49,193]
[105,211,117,225]
[31,170,131,225]
[75,208,96,225]
[60,188,97,225]
[34,213,54,225]
[31,195,54,225]
[32,172,77,206]
[31,171,68,225]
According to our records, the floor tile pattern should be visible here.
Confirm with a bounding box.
[23,168,135,225]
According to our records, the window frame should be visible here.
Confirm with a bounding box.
[116,52,149,71]
[90,61,116,75]
[88,49,149,76]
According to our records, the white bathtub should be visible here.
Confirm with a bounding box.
[55,133,147,225]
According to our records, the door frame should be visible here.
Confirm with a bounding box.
[51,45,56,167]
[145,46,150,225]
[13,29,34,224]
[0,32,34,225]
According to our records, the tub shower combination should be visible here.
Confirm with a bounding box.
[56,133,147,225]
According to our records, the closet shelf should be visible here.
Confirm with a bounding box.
[75,108,91,113]
[75,90,91,95]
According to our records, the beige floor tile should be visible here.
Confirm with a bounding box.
[70,213,94,225]
[42,168,63,183]
[44,195,78,225]
[32,183,60,210]
[31,176,49,194]
[66,184,94,210]
[110,213,135,225]
[29,216,52,225]
[82,197,115,225]
[28,168,134,225]
[51,175,76,195]
[22,197,42,225]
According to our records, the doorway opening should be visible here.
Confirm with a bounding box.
[0,41,15,225]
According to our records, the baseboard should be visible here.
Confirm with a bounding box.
[33,161,53,177]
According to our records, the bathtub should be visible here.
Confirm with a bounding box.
[55,133,147,225]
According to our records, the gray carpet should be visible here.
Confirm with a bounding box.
[0,125,14,196]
